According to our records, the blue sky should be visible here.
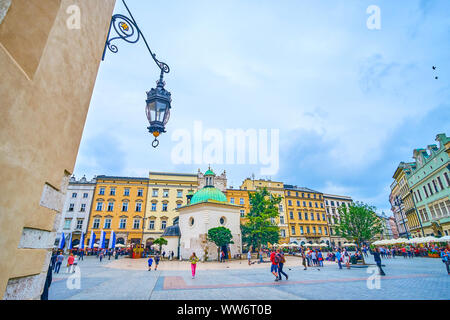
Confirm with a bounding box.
[73,0,450,215]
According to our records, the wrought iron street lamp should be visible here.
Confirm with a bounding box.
[102,0,171,148]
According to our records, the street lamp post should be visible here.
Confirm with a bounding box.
[394,196,410,240]
[102,0,172,148]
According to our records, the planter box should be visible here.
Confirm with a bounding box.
[428,253,440,258]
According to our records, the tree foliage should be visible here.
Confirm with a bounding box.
[207,226,234,261]
[335,201,383,247]
[153,237,168,253]
[241,187,281,252]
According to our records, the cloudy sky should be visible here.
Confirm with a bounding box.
[73,0,450,215]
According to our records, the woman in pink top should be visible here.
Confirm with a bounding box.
[67,253,75,273]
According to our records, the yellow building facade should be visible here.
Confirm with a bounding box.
[225,188,251,224]
[284,185,330,245]
[240,179,289,244]
[86,176,149,247]
[144,172,198,246]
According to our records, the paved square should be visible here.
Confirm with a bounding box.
[48,255,450,300]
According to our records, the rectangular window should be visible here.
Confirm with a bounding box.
[313,227,316,234]
[135,202,142,212]
[288,200,292,206]
[104,218,111,229]
[297,201,300,206]
[162,203,168,211]
[432,180,439,193]
[281,229,286,238]
[137,189,143,197]
[322,213,325,221]
[76,219,83,230]
[149,220,155,230]
[279,204,283,212]
[321,203,324,208]
[122,202,128,212]
[133,219,140,229]
[314,194,316,199]
[291,226,295,235]
[437,176,444,190]
[311,213,314,220]
[119,219,127,229]
[177,190,183,198]
[230,197,235,204]
[110,188,116,196]
[163,189,169,197]
[80,203,86,212]
[64,219,71,229]
[83,193,88,198]
[72,193,77,198]
[303,201,306,207]
[99,187,105,195]
[280,215,284,224]
[107,202,114,212]
[96,202,103,211]
[151,203,156,211]
[318,227,322,234]
[161,221,167,230]
[317,213,320,220]
[325,200,329,205]
[289,211,294,219]
[309,202,312,207]
[240,210,245,217]
[300,226,304,234]
[298,212,302,220]
[68,203,74,212]
[306,226,310,234]
[287,191,291,196]
[93,218,100,229]
[439,202,448,216]
[444,172,450,187]
[428,183,433,196]
[423,186,429,198]
[331,201,335,206]
[324,227,328,235]
[418,190,423,201]
[305,212,308,220]
[315,203,318,208]
[152,189,158,197]
[124,188,130,196]
[240,198,244,205]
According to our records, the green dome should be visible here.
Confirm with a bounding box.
[190,186,227,205]
[204,169,215,176]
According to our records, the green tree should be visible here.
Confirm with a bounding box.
[241,187,281,254]
[153,237,168,254]
[207,226,234,261]
[334,201,384,264]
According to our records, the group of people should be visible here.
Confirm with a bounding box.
[50,251,78,274]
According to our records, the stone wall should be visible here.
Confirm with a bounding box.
[0,0,116,299]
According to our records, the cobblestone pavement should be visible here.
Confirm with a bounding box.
[48,254,449,300]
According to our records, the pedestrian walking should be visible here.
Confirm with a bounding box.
[108,249,112,260]
[99,250,104,262]
[317,250,324,267]
[148,256,153,271]
[40,264,53,300]
[301,251,307,270]
[277,250,288,280]
[72,256,78,273]
[189,252,199,279]
[55,252,64,274]
[50,251,57,271]
[220,250,225,263]
[259,249,264,263]
[269,250,279,281]
[79,249,84,261]
[311,250,317,266]
[335,249,343,269]
[371,247,385,276]
[343,249,350,269]
[155,253,160,270]
[115,250,119,260]
[440,248,449,275]
[171,251,174,260]
[247,251,252,266]
[162,251,166,260]
[67,253,75,273]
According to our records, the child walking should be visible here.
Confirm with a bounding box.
[148,256,153,271]
[189,252,199,279]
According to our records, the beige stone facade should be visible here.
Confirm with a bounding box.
[0,0,115,299]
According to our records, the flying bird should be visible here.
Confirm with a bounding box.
[432,66,436,70]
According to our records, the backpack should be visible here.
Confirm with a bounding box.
[280,254,286,264]
[274,253,282,264]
